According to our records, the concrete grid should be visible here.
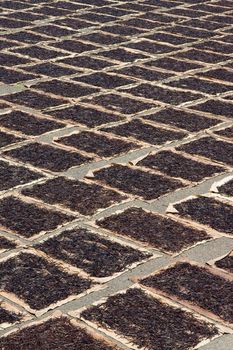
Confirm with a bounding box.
[0,0,233,349]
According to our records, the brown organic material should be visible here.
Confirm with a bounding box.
[2,90,64,110]
[0,67,37,84]
[217,178,233,197]
[48,105,123,127]
[168,77,230,94]
[56,131,138,157]
[36,228,148,277]
[0,159,42,191]
[0,53,30,66]
[144,108,221,132]
[146,57,203,72]
[51,40,97,53]
[178,136,233,166]
[113,65,171,81]
[4,142,92,172]
[199,68,233,83]
[23,62,77,78]
[0,305,21,325]
[97,207,211,253]
[74,72,133,89]
[174,196,233,234]
[11,46,67,60]
[215,126,233,140]
[0,111,64,136]
[34,79,99,98]
[0,317,118,350]
[138,151,224,182]
[83,93,156,114]
[0,236,16,250]
[127,40,178,54]
[190,100,233,118]
[93,164,184,200]
[0,196,73,238]
[102,119,186,145]
[0,131,23,148]
[122,83,203,105]
[59,55,114,70]
[100,48,147,62]
[175,49,229,63]
[22,177,126,215]
[141,262,233,323]
[0,252,92,310]
[82,288,218,350]
[215,252,233,273]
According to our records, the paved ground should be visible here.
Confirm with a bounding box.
[0,0,233,349]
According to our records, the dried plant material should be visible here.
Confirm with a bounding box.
[23,62,77,78]
[144,107,221,132]
[140,262,233,324]
[22,177,126,215]
[2,90,64,110]
[0,131,23,148]
[214,251,233,274]
[0,111,65,136]
[99,48,147,62]
[93,164,184,200]
[173,196,233,234]
[168,76,230,94]
[51,40,97,54]
[115,65,171,81]
[4,142,92,172]
[178,136,233,166]
[214,177,233,197]
[0,196,73,238]
[0,159,42,191]
[82,93,156,115]
[60,55,114,70]
[210,175,233,194]
[34,79,99,98]
[138,150,224,182]
[0,317,118,350]
[47,105,123,127]
[56,131,138,157]
[74,72,134,89]
[190,100,233,118]
[122,83,203,105]
[97,207,211,253]
[0,304,21,327]
[214,126,233,140]
[11,46,67,60]
[82,288,218,350]
[0,236,16,252]
[0,252,92,311]
[0,67,37,84]
[36,227,149,278]
[101,119,186,145]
